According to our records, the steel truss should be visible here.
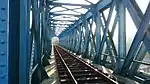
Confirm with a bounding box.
[1,0,150,84]
[1,0,55,84]
[58,0,150,83]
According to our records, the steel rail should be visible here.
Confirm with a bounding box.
[54,46,78,84]
[54,45,118,84]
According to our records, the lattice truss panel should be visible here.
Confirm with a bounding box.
[57,0,150,83]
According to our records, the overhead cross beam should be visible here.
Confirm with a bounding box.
[49,2,91,8]
[51,24,68,26]
[51,23,71,26]
[50,26,68,28]
[50,13,81,17]
[51,19,75,22]
[61,6,83,14]
[50,7,84,13]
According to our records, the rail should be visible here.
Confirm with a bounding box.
[54,45,118,84]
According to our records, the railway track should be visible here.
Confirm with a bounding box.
[54,45,118,84]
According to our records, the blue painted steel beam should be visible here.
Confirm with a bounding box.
[93,9,101,64]
[82,19,90,58]
[32,0,41,64]
[59,0,112,36]
[115,0,126,74]
[94,4,114,64]
[88,17,96,57]
[120,0,150,77]
[49,2,91,8]
[50,18,76,22]
[51,23,72,25]
[121,2,150,74]
[129,44,147,76]
[0,0,9,84]
[100,8,117,67]
[57,0,150,82]
[50,7,84,13]
[9,0,20,84]
[75,26,81,54]
[61,6,83,14]
[30,0,43,83]
[72,29,78,52]
[50,13,80,17]
[51,19,75,22]
[122,0,149,76]
[96,0,112,11]
[110,15,117,36]
[19,0,31,84]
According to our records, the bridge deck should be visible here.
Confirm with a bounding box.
[54,45,118,84]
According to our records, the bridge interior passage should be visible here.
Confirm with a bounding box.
[0,0,150,84]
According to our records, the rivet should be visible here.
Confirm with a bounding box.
[1,52,5,56]
[0,64,5,67]
[1,19,5,22]
[0,76,5,79]
[1,40,5,44]
[1,8,5,10]
[1,30,5,33]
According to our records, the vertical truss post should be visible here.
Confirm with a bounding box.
[31,0,43,83]
[9,0,20,83]
[19,0,30,84]
[72,29,77,52]
[67,35,70,49]
[115,0,126,74]
[70,30,74,51]
[76,26,80,54]
[89,16,96,58]
[80,25,85,54]
[69,32,73,51]
[94,9,101,64]
[83,17,90,58]
[42,8,47,56]
[32,0,41,64]
[0,0,9,84]
[69,31,73,51]
[75,28,79,53]
[43,6,52,57]
[77,25,83,54]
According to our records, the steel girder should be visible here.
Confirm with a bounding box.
[49,2,91,8]
[115,0,126,74]
[0,0,9,84]
[58,0,150,83]
[30,0,52,83]
[1,0,55,84]
[19,0,31,84]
